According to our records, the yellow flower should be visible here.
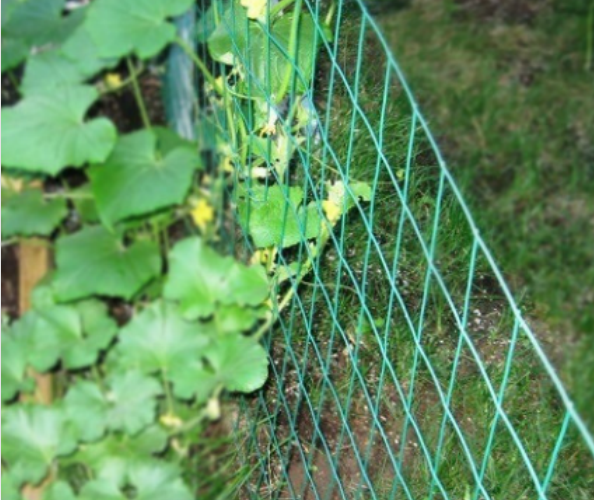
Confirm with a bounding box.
[190,199,215,232]
[104,72,122,90]
[240,0,268,19]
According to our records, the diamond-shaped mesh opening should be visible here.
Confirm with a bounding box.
[182,0,594,498]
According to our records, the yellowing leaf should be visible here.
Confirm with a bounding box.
[190,199,215,232]
[322,199,342,224]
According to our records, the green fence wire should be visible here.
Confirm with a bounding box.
[166,1,594,498]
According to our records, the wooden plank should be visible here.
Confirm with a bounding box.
[19,239,52,500]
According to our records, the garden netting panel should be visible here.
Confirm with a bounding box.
[164,1,594,498]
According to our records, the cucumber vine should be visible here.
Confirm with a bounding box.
[1,0,370,498]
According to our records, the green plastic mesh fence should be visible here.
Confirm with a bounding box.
[165,1,594,498]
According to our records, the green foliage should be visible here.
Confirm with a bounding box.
[112,301,209,374]
[1,85,117,175]
[22,293,118,371]
[236,184,321,248]
[164,237,269,320]
[208,7,323,96]
[65,372,162,438]
[1,0,82,71]
[1,188,67,239]
[1,406,78,485]
[52,226,161,301]
[85,0,196,59]
[89,129,201,226]
[0,0,366,497]
[1,321,33,402]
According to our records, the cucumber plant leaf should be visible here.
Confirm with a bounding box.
[1,320,34,402]
[65,372,162,440]
[61,20,119,78]
[44,482,78,500]
[1,188,67,239]
[0,472,21,500]
[164,237,269,320]
[1,85,117,175]
[85,0,196,59]
[72,426,167,487]
[1,406,78,486]
[169,334,268,400]
[207,3,250,65]
[236,184,321,248]
[215,304,268,334]
[1,37,29,72]
[89,129,201,226]
[1,0,83,71]
[208,9,321,96]
[70,184,100,224]
[112,301,209,375]
[79,481,126,500]
[21,50,88,96]
[21,294,117,371]
[126,462,193,500]
[52,226,161,301]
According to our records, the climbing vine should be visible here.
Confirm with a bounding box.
[1,0,369,498]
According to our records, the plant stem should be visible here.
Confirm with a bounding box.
[175,36,224,95]
[126,57,151,130]
[325,1,337,27]
[162,371,175,415]
[270,0,296,17]
[254,225,331,341]
[92,365,106,393]
[7,71,21,95]
[275,0,304,104]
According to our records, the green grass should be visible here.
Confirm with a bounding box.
[232,1,594,498]
[378,0,594,333]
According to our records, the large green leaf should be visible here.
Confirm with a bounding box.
[52,226,161,301]
[21,292,117,371]
[112,301,209,375]
[18,8,116,91]
[163,237,269,320]
[0,471,22,500]
[169,334,268,400]
[63,381,107,443]
[20,50,87,96]
[85,0,196,59]
[79,481,126,500]
[1,0,83,71]
[61,20,118,78]
[215,303,268,335]
[1,37,29,72]
[1,406,77,486]
[208,9,321,96]
[1,188,67,239]
[65,372,161,440]
[236,184,321,248]
[1,319,34,402]
[44,482,78,500]
[206,3,250,65]
[1,85,117,175]
[72,426,167,486]
[127,462,193,500]
[89,129,201,226]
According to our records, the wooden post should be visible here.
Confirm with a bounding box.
[19,239,53,500]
